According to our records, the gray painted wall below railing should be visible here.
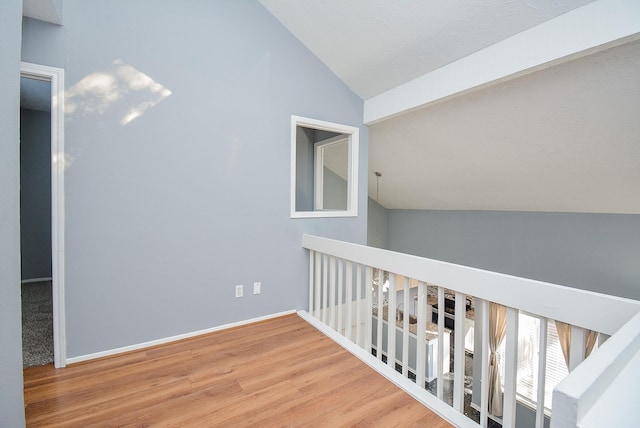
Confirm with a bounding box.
[367,198,388,249]
[385,210,640,301]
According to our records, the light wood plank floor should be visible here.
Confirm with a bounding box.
[24,314,452,427]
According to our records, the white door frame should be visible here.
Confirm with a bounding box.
[20,61,66,368]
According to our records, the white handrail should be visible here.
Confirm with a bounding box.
[302,234,640,427]
[303,234,640,335]
[551,311,640,428]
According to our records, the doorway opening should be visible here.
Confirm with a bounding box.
[20,62,66,368]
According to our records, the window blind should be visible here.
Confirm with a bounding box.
[496,312,576,412]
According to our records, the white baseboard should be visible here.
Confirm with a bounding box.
[21,277,53,284]
[297,310,478,428]
[66,310,296,365]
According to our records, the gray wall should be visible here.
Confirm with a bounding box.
[20,108,52,280]
[295,126,314,211]
[387,210,640,300]
[295,128,344,212]
[22,0,368,358]
[367,198,388,249]
[322,166,348,210]
[0,0,27,425]
[21,17,65,69]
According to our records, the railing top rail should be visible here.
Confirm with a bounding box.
[303,234,640,335]
[552,311,640,427]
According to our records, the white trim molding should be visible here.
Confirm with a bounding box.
[364,0,640,124]
[21,61,66,368]
[66,310,296,365]
[290,115,359,218]
[552,311,640,428]
[302,234,640,336]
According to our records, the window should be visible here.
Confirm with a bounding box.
[496,313,589,413]
[290,116,359,218]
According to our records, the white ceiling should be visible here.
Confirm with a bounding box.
[371,40,640,213]
[260,0,640,214]
[259,0,595,100]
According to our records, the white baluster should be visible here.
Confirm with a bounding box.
[502,307,519,428]
[329,256,337,330]
[437,286,445,400]
[416,281,427,388]
[308,250,314,316]
[479,298,490,427]
[365,266,373,353]
[345,261,353,342]
[569,325,587,372]
[376,270,384,361]
[337,258,344,335]
[402,276,410,377]
[314,252,321,318]
[387,273,396,369]
[356,264,363,347]
[535,318,548,428]
[321,254,328,325]
[453,291,466,411]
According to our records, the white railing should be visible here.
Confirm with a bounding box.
[301,234,640,428]
[551,311,640,428]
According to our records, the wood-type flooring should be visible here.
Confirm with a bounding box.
[24,314,451,427]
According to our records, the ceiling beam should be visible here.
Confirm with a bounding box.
[364,0,640,125]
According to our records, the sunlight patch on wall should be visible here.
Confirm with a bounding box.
[65,59,172,125]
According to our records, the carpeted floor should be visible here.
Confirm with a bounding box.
[21,281,54,368]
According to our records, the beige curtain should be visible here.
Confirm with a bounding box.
[555,321,598,369]
[488,303,507,416]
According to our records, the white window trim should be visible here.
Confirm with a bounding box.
[314,135,350,211]
[290,115,359,218]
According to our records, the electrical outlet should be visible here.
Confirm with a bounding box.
[235,284,243,298]
[253,282,261,295]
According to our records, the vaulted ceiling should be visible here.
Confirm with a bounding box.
[260,0,640,213]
